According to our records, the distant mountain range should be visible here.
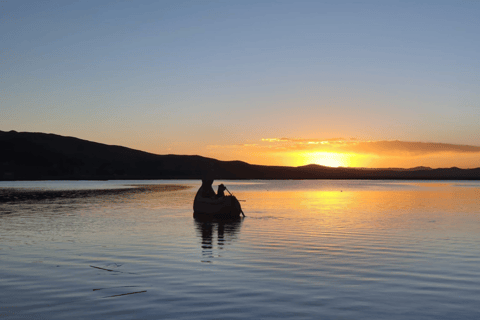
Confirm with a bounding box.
[1,130,479,180]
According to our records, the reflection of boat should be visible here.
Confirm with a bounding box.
[194,218,243,263]
[193,195,243,220]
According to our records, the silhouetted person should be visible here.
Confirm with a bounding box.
[217,183,226,197]
[196,179,226,199]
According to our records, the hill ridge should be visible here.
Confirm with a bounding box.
[1,131,479,180]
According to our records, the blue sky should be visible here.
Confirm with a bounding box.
[2,0,479,166]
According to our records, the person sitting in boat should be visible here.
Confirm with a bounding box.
[217,183,226,197]
[196,179,226,199]
[193,180,244,218]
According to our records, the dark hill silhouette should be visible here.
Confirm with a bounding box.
[1,130,479,180]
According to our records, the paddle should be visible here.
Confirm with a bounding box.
[224,186,245,217]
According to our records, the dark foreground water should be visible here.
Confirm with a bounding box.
[1,180,479,319]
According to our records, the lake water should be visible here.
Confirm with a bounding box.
[1,180,479,319]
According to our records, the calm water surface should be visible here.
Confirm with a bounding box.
[1,180,479,319]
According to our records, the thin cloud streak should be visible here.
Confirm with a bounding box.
[346,141,480,156]
[209,139,480,156]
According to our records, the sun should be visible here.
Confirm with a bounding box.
[301,152,350,167]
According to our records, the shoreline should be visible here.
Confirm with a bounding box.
[0,184,191,204]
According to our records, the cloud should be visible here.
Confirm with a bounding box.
[261,137,345,143]
[211,138,480,156]
[346,140,480,156]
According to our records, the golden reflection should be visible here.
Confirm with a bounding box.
[240,183,479,233]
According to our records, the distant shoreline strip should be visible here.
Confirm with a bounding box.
[0,184,191,204]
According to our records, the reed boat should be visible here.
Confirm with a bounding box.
[193,195,243,220]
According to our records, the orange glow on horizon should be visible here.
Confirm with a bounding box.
[304,152,348,167]
[295,152,359,167]
[201,139,480,169]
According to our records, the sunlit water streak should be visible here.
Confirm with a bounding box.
[1,180,479,319]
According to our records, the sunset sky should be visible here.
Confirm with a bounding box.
[2,0,479,168]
